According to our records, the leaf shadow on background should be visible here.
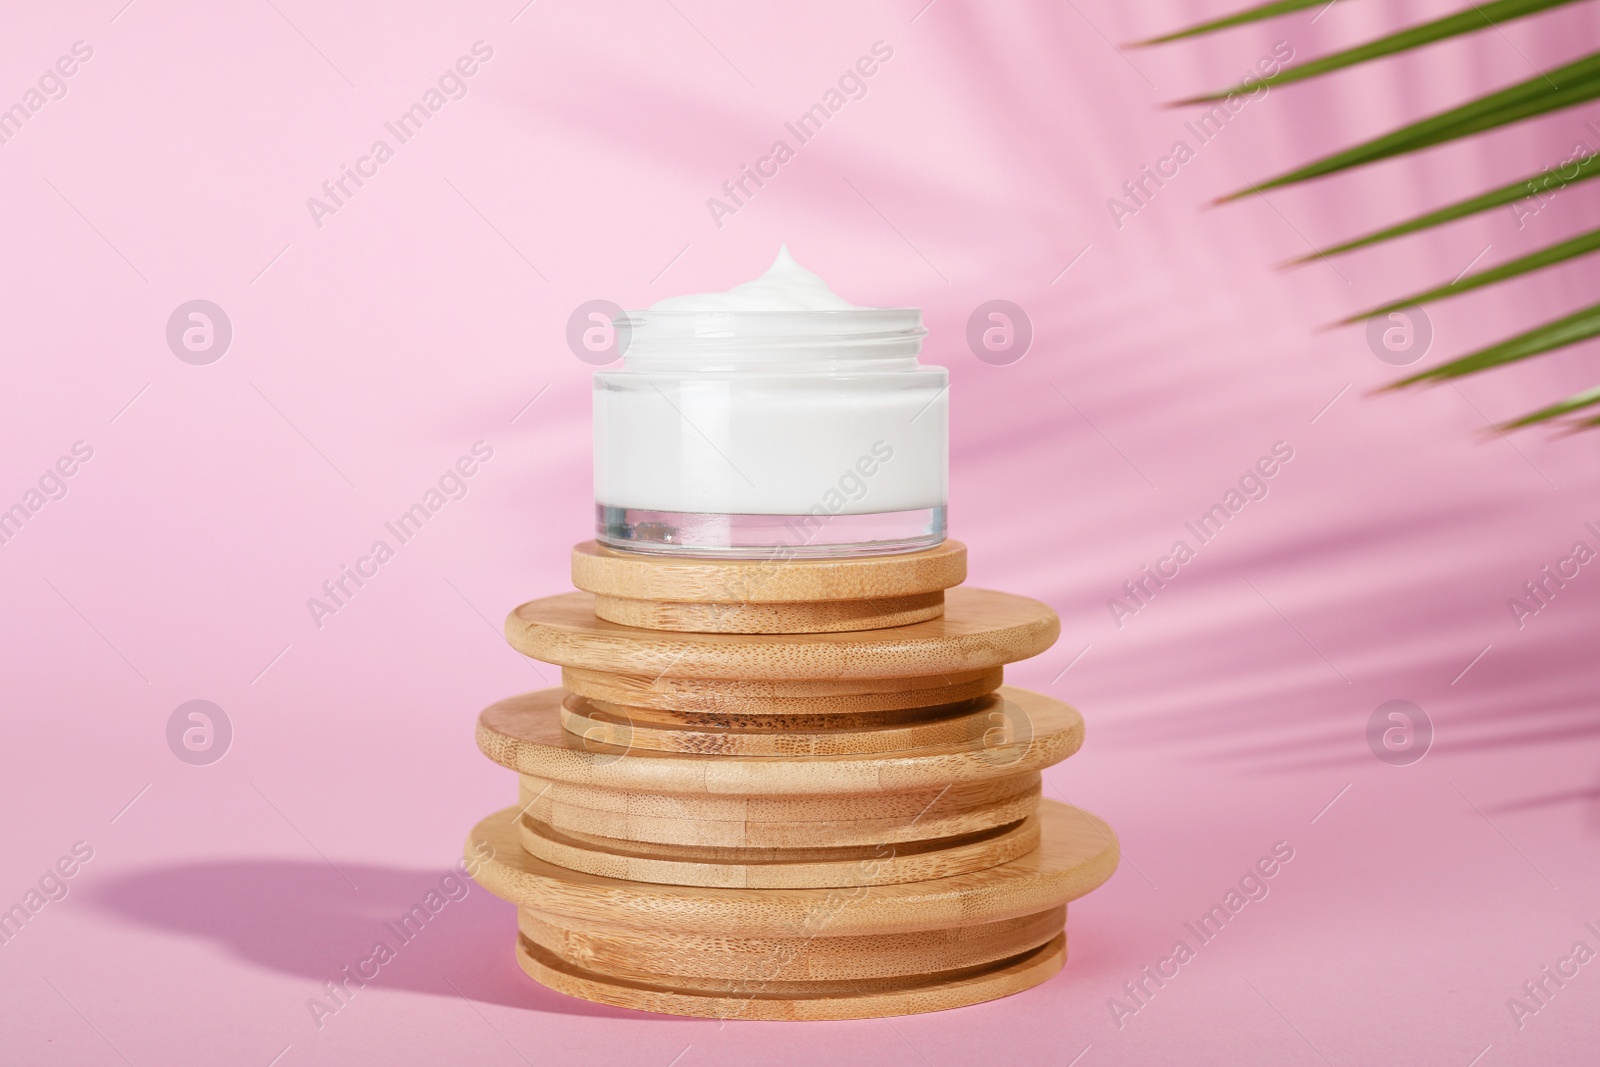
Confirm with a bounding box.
[1066,487,1600,825]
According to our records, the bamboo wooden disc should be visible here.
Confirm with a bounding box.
[467,799,1119,937]
[591,591,945,634]
[518,778,1042,848]
[571,539,967,603]
[504,588,1059,681]
[512,812,1036,889]
[577,695,986,732]
[477,687,1083,795]
[517,813,1040,888]
[562,666,1003,716]
[518,905,1064,983]
[514,931,1066,1020]
[560,694,1004,756]
[517,773,1040,842]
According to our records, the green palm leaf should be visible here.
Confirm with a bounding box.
[1132,0,1343,46]
[1498,384,1600,429]
[1389,301,1600,387]
[1283,151,1600,263]
[1151,0,1600,429]
[1218,52,1600,201]
[1175,0,1581,104]
[1342,226,1600,323]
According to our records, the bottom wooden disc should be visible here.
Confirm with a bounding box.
[518,905,1065,983]
[513,930,1067,1021]
[468,800,1117,1019]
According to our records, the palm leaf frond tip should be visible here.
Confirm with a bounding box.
[1341,226,1600,324]
[1176,0,1583,104]
[1389,302,1600,389]
[1283,150,1600,263]
[1219,52,1600,201]
[1132,0,1336,47]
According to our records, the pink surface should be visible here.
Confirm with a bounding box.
[3,1,1600,1064]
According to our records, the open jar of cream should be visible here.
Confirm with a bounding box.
[594,248,947,558]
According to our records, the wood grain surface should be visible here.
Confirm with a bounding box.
[516,812,1040,889]
[573,694,990,732]
[516,777,1043,848]
[562,666,1004,716]
[477,687,1083,794]
[571,539,967,603]
[512,777,1036,844]
[467,798,1119,937]
[560,693,1007,756]
[504,588,1059,681]
[591,591,945,634]
[517,905,1065,983]
[512,931,1066,1020]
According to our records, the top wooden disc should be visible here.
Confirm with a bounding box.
[504,587,1059,681]
[571,540,968,603]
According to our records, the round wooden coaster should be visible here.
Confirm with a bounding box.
[504,588,1059,681]
[560,694,1003,756]
[467,799,1119,937]
[513,927,1065,1020]
[477,687,1082,795]
[517,812,1040,889]
[571,539,967,603]
[519,779,1042,849]
[562,666,1003,716]
[579,695,987,733]
[517,773,1041,840]
[591,591,945,634]
[518,905,1064,983]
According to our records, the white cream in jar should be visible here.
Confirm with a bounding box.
[593,247,947,557]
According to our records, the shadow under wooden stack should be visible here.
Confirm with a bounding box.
[465,539,1119,1020]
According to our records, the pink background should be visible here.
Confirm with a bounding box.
[4,1,1600,1064]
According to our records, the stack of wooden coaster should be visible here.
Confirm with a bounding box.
[465,539,1119,1020]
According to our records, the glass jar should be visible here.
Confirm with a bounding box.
[593,307,946,558]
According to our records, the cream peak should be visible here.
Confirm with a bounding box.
[646,246,860,312]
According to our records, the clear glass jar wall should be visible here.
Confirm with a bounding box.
[593,307,947,558]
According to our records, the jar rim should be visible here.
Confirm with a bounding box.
[619,307,924,345]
